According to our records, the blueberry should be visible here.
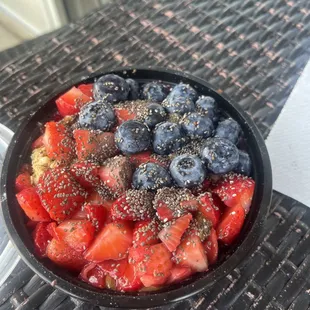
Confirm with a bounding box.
[126,78,140,100]
[115,120,151,154]
[234,150,251,176]
[201,137,239,174]
[162,83,197,114]
[144,103,167,128]
[93,74,129,103]
[133,163,172,190]
[214,118,241,144]
[78,101,115,131]
[195,96,218,122]
[181,112,214,139]
[142,82,168,102]
[170,154,206,188]
[153,122,187,155]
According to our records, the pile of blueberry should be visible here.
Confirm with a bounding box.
[79,74,251,190]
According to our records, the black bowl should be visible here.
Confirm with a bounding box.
[0,67,272,308]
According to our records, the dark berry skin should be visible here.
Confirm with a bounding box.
[93,74,129,103]
[78,101,115,131]
[133,163,172,190]
[195,96,218,122]
[214,118,241,144]
[181,112,214,139]
[126,78,140,100]
[142,82,168,102]
[153,122,187,155]
[163,83,197,114]
[169,154,206,188]
[201,137,239,174]
[115,120,151,154]
[234,150,251,176]
[144,103,167,128]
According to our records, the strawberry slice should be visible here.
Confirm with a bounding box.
[114,107,136,126]
[158,214,192,252]
[31,135,44,150]
[212,173,255,214]
[43,121,75,163]
[37,168,87,222]
[174,235,208,272]
[198,192,221,227]
[56,220,95,252]
[78,84,93,98]
[32,222,52,257]
[133,220,160,247]
[116,262,143,291]
[84,221,133,262]
[70,162,101,189]
[84,204,107,231]
[86,191,106,205]
[156,204,174,222]
[46,238,87,271]
[70,206,88,220]
[128,151,167,168]
[203,228,218,265]
[56,86,92,117]
[216,205,245,245]
[98,258,127,280]
[73,129,119,162]
[15,172,32,192]
[167,266,192,284]
[46,222,59,240]
[79,263,106,288]
[16,188,51,222]
[111,190,154,221]
[98,156,133,198]
[186,212,212,242]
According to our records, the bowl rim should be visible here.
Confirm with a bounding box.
[0,66,272,308]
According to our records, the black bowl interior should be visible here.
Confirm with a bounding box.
[1,67,272,308]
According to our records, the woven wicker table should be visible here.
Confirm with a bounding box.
[1,0,310,309]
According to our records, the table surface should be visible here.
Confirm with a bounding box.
[1,0,310,309]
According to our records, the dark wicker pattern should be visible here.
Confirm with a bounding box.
[0,0,310,309]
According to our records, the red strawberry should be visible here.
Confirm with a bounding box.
[56,86,92,117]
[203,228,218,265]
[70,162,101,189]
[46,238,87,271]
[79,263,106,288]
[73,129,119,162]
[56,220,95,252]
[32,222,52,257]
[98,258,127,280]
[43,121,75,163]
[186,212,212,242]
[156,204,174,222]
[37,168,87,222]
[15,172,32,192]
[86,191,113,206]
[46,222,59,240]
[212,173,255,214]
[191,178,211,195]
[116,262,143,291]
[31,135,44,150]
[198,192,221,227]
[114,107,136,125]
[158,214,192,252]
[78,84,93,98]
[128,151,167,168]
[98,156,133,198]
[84,221,133,262]
[111,190,154,221]
[167,266,192,284]
[216,205,245,245]
[174,235,208,272]
[133,220,160,247]
[84,204,107,231]
[70,206,88,220]
[16,188,51,222]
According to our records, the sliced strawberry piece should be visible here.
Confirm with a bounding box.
[116,263,143,291]
[156,204,174,222]
[46,222,60,240]
[37,168,87,222]
[86,191,106,205]
[111,190,154,221]
[84,204,107,231]
[43,121,75,163]
[133,220,160,247]
[174,235,208,272]
[198,192,221,227]
[158,214,192,252]
[70,162,101,189]
[114,107,136,125]
[167,266,192,284]
[98,156,133,198]
[128,151,167,168]
[216,205,245,245]
[98,258,127,280]
[70,206,88,220]
[79,263,106,288]
[31,135,44,150]
[186,212,212,242]
[46,238,87,271]
[213,173,255,214]
[73,129,119,162]
[56,220,95,252]
[78,84,93,98]
[84,221,133,262]
[16,188,51,222]
[32,222,52,257]
[56,86,92,117]
[203,228,218,265]
[15,172,32,193]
